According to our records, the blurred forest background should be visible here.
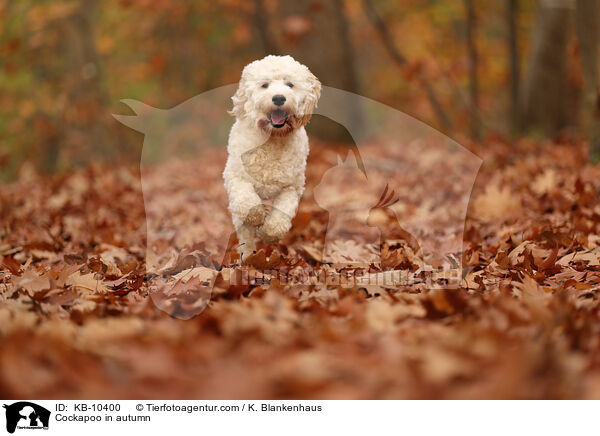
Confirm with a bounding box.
[1,0,599,180]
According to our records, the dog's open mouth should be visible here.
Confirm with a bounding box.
[267,109,288,128]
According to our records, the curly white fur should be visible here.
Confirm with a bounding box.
[223,55,321,261]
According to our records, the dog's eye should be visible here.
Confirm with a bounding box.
[286,82,294,88]
[261,83,269,89]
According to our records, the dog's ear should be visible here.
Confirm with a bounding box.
[295,72,321,127]
[228,80,248,118]
[230,60,261,118]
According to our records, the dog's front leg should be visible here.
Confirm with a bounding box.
[226,177,267,226]
[226,177,267,260]
[258,187,301,244]
[232,215,256,261]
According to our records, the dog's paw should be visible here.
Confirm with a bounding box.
[238,243,256,264]
[244,204,267,227]
[257,210,291,244]
[238,248,256,265]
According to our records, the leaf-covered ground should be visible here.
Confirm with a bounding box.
[2,139,600,399]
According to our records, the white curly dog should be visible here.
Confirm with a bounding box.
[223,55,321,261]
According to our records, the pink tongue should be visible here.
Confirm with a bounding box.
[271,111,286,125]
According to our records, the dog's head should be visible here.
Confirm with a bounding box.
[229,55,321,137]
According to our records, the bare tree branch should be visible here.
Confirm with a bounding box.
[363,0,453,133]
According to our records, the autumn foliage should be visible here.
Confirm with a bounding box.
[1,136,600,399]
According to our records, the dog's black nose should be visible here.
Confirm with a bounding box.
[272,94,286,106]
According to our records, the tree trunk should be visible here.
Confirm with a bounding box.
[506,0,520,134]
[521,0,572,135]
[59,0,113,167]
[253,0,279,55]
[575,0,600,161]
[464,0,481,140]
[274,0,362,142]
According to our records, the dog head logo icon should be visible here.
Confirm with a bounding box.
[3,402,50,434]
